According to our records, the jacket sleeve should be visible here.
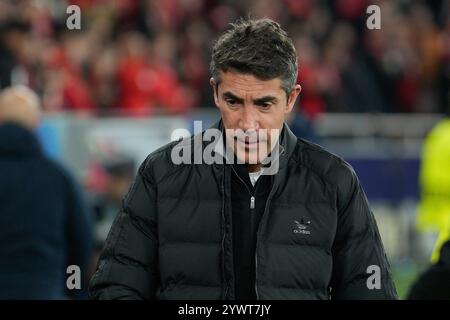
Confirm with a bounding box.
[89,164,159,300]
[329,165,398,299]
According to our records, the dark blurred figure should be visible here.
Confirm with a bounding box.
[0,20,29,89]
[91,156,136,251]
[407,240,450,300]
[0,85,93,299]
[286,108,321,144]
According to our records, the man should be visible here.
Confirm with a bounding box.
[90,18,397,300]
[0,85,93,299]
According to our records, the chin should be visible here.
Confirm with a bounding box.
[235,150,260,165]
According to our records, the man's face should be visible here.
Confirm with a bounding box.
[210,70,301,171]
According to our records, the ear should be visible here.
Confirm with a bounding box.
[285,84,302,114]
[210,77,220,108]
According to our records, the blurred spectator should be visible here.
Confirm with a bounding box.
[116,31,195,115]
[0,0,448,114]
[0,85,93,299]
[438,10,450,114]
[417,115,450,263]
[51,30,97,112]
[407,240,450,299]
[0,20,30,89]
[286,108,321,144]
[294,33,327,117]
[88,155,136,250]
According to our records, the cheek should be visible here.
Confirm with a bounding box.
[219,107,239,126]
[260,111,284,128]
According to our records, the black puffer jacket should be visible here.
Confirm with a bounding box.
[89,121,397,300]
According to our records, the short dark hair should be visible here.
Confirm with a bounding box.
[210,18,298,97]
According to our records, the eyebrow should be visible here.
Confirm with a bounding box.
[253,96,278,105]
[222,91,278,105]
[222,92,244,104]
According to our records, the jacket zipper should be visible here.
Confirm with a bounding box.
[254,179,278,300]
[254,144,285,299]
[220,167,229,300]
[230,139,285,299]
[231,165,258,298]
[231,165,255,208]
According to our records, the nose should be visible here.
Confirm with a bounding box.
[238,107,260,132]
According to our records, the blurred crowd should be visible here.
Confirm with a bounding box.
[0,0,449,118]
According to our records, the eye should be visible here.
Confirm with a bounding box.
[259,102,273,110]
[226,99,239,108]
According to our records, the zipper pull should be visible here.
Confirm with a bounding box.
[250,196,255,210]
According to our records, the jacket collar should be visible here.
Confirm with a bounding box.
[0,122,41,156]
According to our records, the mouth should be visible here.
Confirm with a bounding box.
[235,137,261,146]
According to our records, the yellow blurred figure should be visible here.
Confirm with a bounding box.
[418,118,450,262]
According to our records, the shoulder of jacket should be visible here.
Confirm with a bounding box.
[294,138,358,190]
[37,156,69,179]
[36,157,82,195]
[139,133,200,184]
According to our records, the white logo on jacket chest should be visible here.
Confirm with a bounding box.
[293,219,311,235]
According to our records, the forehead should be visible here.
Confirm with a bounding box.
[218,70,283,97]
